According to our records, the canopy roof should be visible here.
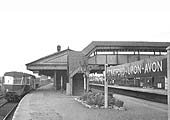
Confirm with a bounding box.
[82,41,170,56]
[26,48,84,76]
[26,41,170,76]
[26,49,72,71]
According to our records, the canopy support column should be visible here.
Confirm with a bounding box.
[166,46,170,120]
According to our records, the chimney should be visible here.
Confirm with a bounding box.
[57,45,61,52]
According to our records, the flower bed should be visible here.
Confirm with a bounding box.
[75,91,125,110]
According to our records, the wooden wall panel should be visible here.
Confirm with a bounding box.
[96,55,106,64]
[128,55,138,63]
[107,55,117,64]
[118,55,128,64]
[88,56,95,64]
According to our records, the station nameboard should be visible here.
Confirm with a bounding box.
[107,56,167,78]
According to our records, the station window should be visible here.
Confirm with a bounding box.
[160,52,167,55]
[97,51,114,55]
[134,51,139,55]
[154,52,160,55]
[90,53,94,57]
[139,52,154,55]
[118,51,134,55]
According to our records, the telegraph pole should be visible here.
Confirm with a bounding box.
[167,46,170,120]
[104,64,108,108]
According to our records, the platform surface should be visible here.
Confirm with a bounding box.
[12,83,168,120]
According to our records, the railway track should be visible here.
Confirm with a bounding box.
[0,95,4,100]
[0,102,18,120]
[90,84,167,104]
[0,95,7,107]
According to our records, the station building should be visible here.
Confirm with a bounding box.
[26,41,170,96]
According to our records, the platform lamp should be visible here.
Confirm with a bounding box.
[166,46,170,120]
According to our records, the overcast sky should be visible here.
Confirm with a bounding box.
[0,0,170,76]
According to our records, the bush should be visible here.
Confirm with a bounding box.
[79,92,124,108]
[94,93,104,106]
[115,99,124,107]
[86,92,96,105]
[109,97,116,106]
[80,92,88,101]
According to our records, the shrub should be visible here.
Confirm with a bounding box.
[86,92,96,105]
[80,92,88,101]
[109,97,116,106]
[94,93,104,106]
[79,92,124,108]
[115,99,124,107]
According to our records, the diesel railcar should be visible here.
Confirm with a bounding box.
[3,71,37,102]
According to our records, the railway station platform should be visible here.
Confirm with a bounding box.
[12,83,168,120]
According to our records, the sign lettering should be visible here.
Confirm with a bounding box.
[107,56,167,78]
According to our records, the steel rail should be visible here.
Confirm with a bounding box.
[2,103,18,120]
[0,101,8,108]
[0,94,5,99]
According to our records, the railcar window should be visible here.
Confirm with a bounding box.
[14,77,22,85]
[26,79,30,85]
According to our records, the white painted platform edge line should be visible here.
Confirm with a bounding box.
[12,94,30,120]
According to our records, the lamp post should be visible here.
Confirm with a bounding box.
[104,64,108,108]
